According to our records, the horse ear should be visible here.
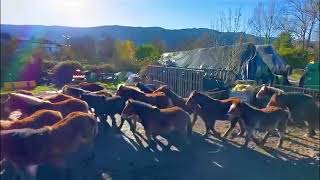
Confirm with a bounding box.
[151,106,159,111]
[126,99,132,105]
[228,103,237,113]
[0,93,10,103]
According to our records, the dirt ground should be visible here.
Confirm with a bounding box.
[1,91,319,180]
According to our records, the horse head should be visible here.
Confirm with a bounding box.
[186,90,198,107]
[9,93,46,106]
[256,84,268,99]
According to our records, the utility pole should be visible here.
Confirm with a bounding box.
[62,34,71,47]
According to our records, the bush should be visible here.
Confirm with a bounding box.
[42,60,56,72]
[52,61,83,86]
[83,63,118,73]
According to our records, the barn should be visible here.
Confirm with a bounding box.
[158,43,288,83]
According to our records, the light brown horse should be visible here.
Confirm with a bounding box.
[116,85,173,109]
[186,91,244,137]
[0,111,98,179]
[1,93,90,118]
[0,110,63,130]
[228,101,291,148]
[121,100,191,150]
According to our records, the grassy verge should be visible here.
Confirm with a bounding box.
[0,81,125,95]
[99,81,125,91]
[0,85,58,95]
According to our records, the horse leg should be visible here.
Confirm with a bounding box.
[277,130,285,148]
[307,121,316,137]
[211,120,220,137]
[238,119,246,137]
[145,130,155,149]
[118,117,126,130]
[204,123,211,137]
[259,131,271,146]
[243,129,253,147]
[110,115,117,128]
[222,117,238,138]
[190,113,197,129]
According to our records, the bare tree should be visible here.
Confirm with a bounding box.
[280,0,319,50]
[249,0,280,44]
[305,0,320,48]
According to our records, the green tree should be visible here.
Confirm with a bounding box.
[273,32,293,49]
[135,44,161,61]
[273,32,309,68]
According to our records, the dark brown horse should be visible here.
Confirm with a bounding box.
[153,85,193,113]
[135,82,156,93]
[186,91,244,137]
[61,85,91,98]
[79,82,105,92]
[121,100,191,149]
[80,93,127,129]
[62,85,112,98]
[0,110,63,130]
[256,85,319,137]
[228,102,291,148]
[0,111,98,179]
[1,93,90,118]
[43,94,74,103]
[116,85,173,108]
[15,90,34,96]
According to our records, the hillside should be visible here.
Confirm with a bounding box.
[1,24,264,50]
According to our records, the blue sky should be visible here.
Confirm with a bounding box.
[1,0,263,30]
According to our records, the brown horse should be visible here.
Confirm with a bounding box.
[256,84,319,137]
[61,85,90,98]
[1,110,63,130]
[79,82,105,92]
[121,100,191,149]
[153,85,193,113]
[62,85,112,98]
[87,90,113,97]
[116,85,173,108]
[228,102,291,148]
[0,111,98,179]
[186,91,244,138]
[1,93,90,118]
[15,90,34,96]
[43,94,74,103]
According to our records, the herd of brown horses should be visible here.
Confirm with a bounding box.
[0,82,319,179]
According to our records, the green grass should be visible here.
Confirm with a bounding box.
[99,81,125,91]
[0,85,57,95]
[0,81,125,95]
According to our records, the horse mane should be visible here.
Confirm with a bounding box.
[266,86,284,94]
[120,85,145,94]
[158,86,183,99]
[10,93,49,105]
[129,100,158,110]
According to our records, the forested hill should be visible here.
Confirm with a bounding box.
[1,24,264,50]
